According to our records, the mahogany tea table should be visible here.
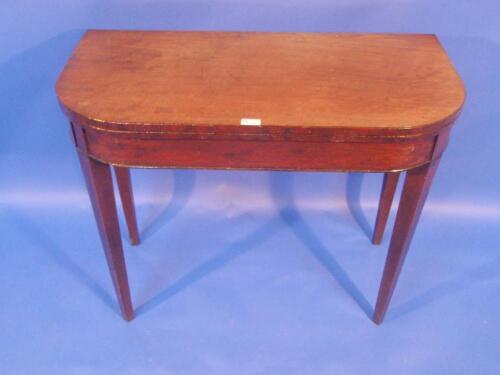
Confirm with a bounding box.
[55,30,465,324]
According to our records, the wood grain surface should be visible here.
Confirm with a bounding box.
[56,31,465,136]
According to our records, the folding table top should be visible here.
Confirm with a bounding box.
[56,30,465,136]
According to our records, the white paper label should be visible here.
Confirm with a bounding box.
[240,118,262,126]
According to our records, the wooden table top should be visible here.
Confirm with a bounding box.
[56,30,465,136]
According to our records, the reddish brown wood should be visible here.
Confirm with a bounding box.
[75,143,134,321]
[114,166,140,245]
[83,125,436,171]
[372,172,400,244]
[56,31,465,323]
[373,159,441,324]
[56,31,465,137]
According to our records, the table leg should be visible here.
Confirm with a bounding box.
[114,166,140,245]
[373,159,440,324]
[372,172,400,245]
[77,153,134,321]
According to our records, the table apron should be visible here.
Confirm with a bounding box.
[75,126,437,172]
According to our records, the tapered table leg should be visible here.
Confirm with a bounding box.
[77,153,134,321]
[372,172,400,245]
[373,159,440,324]
[114,166,140,245]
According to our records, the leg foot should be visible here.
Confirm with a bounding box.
[373,160,440,324]
[78,153,134,321]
